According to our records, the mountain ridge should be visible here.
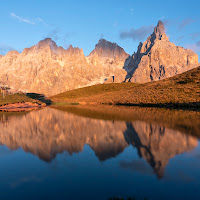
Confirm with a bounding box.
[0,37,128,95]
[0,20,198,96]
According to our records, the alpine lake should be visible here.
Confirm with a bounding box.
[0,105,199,200]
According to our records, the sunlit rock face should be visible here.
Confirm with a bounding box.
[124,20,198,82]
[89,39,129,61]
[87,39,129,83]
[0,38,128,96]
[0,107,197,178]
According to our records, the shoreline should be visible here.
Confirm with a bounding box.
[114,102,200,111]
[0,102,46,112]
[0,101,199,112]
[52,101,200,111]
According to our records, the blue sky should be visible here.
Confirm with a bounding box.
[0,0,200,59]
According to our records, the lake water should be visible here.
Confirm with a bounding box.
[0,106,199,200]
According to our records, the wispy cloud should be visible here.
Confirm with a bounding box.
[47,29,60,41]
[179,18,194,30]
[120,160,153,175]
[10,13,46,25]
[10,176,42,188]
[0,44,15,55]
[130,8,134,15]
[44,28,71,48]
[10,12,35,24]
[186,40,200,53]
[189,32,200,40]
[113,21,119,28]
[120,25,154,41]
[196,41,200,47]
[160,16,166,20]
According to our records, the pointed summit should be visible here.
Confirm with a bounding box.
[154,20,165,35]
[151,20,168,41]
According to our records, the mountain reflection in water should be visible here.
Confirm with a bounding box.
[0,106,198,178]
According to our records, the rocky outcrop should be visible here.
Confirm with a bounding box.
[87,39,129,83]
[89,39,129,60]
[0,38,128,96]
[124,20,198,82]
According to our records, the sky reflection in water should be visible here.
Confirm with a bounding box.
[0,106,199,200]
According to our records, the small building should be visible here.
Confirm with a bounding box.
[0,82,10,98]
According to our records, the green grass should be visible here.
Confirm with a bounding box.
[51,66,200,108]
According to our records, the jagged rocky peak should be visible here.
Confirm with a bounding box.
[148,20,169,44]
[34,38,67,55]
[154,20,165,35]
[36,38,58,51]
[67,44,84,55]
[90,38,129,60]
[124,20,198,83]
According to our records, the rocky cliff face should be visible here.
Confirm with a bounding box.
[124,20,199,82]
[87,39,129,83]
[0,38,128,96]
[89,39,129,60]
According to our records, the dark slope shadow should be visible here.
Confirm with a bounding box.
[26,93,52,105]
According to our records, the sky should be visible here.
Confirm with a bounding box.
[0,0,200,60]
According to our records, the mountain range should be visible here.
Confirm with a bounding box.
[0,20,198,96]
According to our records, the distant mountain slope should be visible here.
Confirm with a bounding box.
[51,66,200,107]
[0,38,128,96]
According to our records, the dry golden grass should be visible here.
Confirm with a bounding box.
[0,93,44,107]
[51,66,200,108]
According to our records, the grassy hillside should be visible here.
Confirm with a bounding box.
[0,93,44,106]
[51,66,200,108]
